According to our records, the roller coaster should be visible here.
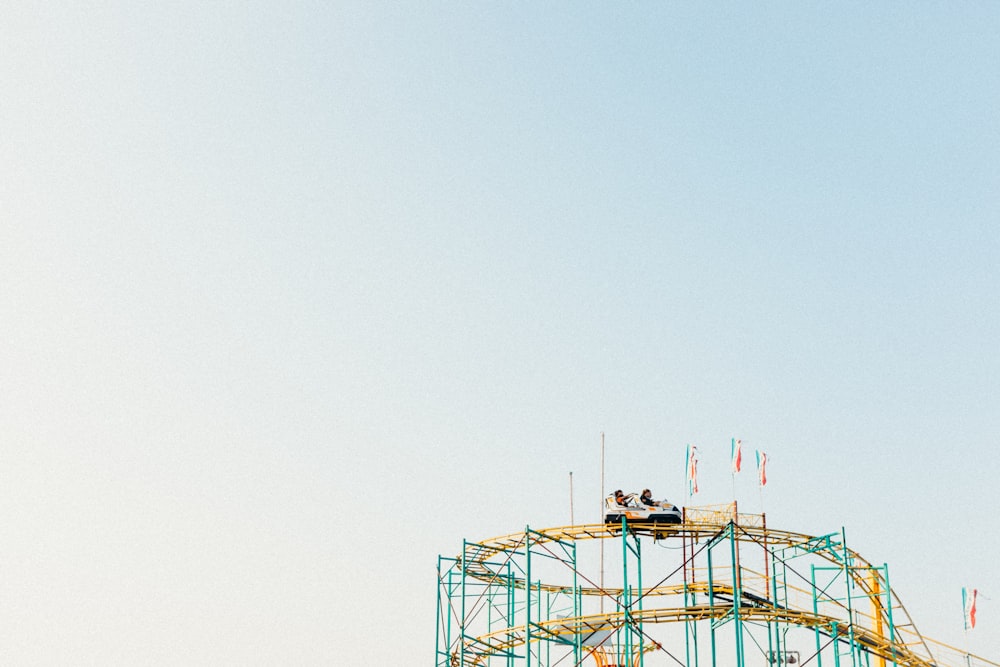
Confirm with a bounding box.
[435,504,997,667]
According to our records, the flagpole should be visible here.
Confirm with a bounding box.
[685,441,692,537]
[756,450,766,515]
[569,471,574,526]
[600,432,605,614]
[962,587,973,667]
[963,620,970,667]
[686,444,694,505]
[730,438,737,505]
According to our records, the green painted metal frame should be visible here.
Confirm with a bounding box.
[435,520,903,667]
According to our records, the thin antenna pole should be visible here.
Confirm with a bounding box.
[600,431,605,614]
[569,471,574,526]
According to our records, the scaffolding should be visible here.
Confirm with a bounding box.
[435,504,998,667]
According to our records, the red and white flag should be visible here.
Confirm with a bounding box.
[756,450,767,487]
[964,587,977,630]
[731,438,742,474]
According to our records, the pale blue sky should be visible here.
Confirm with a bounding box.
[2,2,998,664]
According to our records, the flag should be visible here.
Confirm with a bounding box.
[686,445,699,495]
[756,450,767,487]
[964,587,978,630]
[731,438,742,474]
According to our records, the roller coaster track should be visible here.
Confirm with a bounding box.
[468,605,932,667]
[447,520,998,667]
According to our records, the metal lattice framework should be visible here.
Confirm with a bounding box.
[435,504,998,667]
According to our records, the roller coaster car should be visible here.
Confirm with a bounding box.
[603,493,682,525]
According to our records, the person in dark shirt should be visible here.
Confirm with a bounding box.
[639,489,656,507]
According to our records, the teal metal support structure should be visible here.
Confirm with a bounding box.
[437,518,917,667]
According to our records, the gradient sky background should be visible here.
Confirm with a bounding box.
[2,2,998,664]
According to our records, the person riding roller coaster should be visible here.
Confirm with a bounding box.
[604,488,682,525]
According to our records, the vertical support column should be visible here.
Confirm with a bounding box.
[831,622,842,667]
[525,527,532,667]
[450,565,460,665]
[486,580,495,664]
[507,560,515,667]
[573,540,582,667]
[812,564,824,667]
[621,516,631,667]
[543,587,550,667]
[684,519,692,667]
[840,529,858,667]
[636,534,644,667]
[762,510,774,665]
[732,502,742,590]
[762,513,770,596]
[707,540,718,666]
[870,569,885,667]
[487,566,494,657]
[729,523,744,667]
[461,542,468,666]
[683,520,699,667]
[882,565,898,667]
[536,581,543,666]
[768,546,780,666]
[435,557,444,666]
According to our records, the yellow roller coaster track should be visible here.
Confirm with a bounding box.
[450,518,998,667]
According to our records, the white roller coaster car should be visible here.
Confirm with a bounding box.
[604,491,682,525]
